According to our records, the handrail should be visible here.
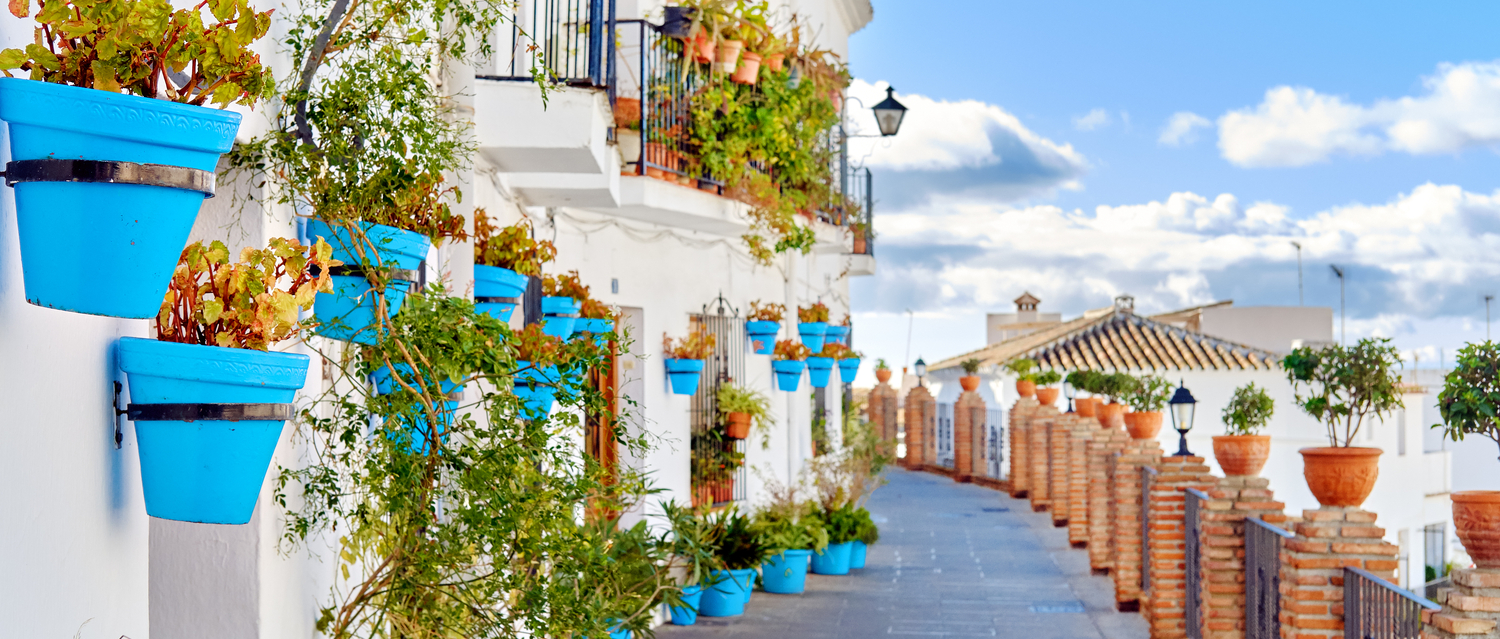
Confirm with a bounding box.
[1185,488,1209,639]
[1247,515,1294,539]
[1245,516,1291,639]
[1344,566,1440,639]
[1346,567,1441,611]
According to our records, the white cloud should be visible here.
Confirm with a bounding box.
[1074,108,1112,131]
[1218,61,1500,167]
[1158,111,1212,146]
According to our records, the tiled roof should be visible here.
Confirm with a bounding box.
[931,308,1281,372]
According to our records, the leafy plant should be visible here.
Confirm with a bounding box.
[960,358,982,376]
[1436,342,1500,462]
[751,506,828,554]
[1004,358,1038,379]
[816,503,861,544]
[772,338,810,361]
[1065,370,1101,394]
[1223,382,1275,435]
[664,325,716,359]
[839,348,863,361]
[1097,372,1139,403]
[707,507,772,570]
[851,507,879,545]
[875,358,889,371]
[1127,375,1173,412]
[512,322,570,366]
[1033,370,1063,387]
[1284,338,1404,447]
[156,238,336,350]
[474,209,556,276]
[717,383,772,443]
[661,500,724,587]
[797,301,829,323]
[564,517,681,636]
[817,342,850,358]
[748,300,785,322]
[1,0,275,107]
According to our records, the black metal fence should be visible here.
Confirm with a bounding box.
[1344,566,1440,639]
[1141,465,1157,593]
[1184,489,1208,639]
[483,0,616,86]
[689,311,748,505]
[1246,517,1293,639]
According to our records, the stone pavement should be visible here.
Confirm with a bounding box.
[657,467,1150,639]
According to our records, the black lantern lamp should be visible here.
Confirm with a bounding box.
[1063,380,1076,413]
[872,87,908,137]
[1168,380,1198,456]
[914,357,927,387]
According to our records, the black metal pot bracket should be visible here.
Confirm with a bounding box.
[118,402,295,422]
[475,295,521,305]
[3,159,216,197]
[311,263,420,286]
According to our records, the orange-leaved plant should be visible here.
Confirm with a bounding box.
[748,300,784,323]
[773,339,810,361]
[664,326,716,360]
[512,322,569,367]
[817,342,850,359]
[797,302,829,323]
[474,209,555,276]
[156,238,336,350]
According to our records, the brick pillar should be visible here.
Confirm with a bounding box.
[1279,507,1400,639]
[1424,569,1500,637]
[1029,407,1060,513]
[1009,399,1037,497]
[1111,438,1164,610]
[1198,476,1287,639]
[1089,421,1131,570]
[952,390,984,482]
[1066,415,1096,545]
[867,382,899,443]
[903,385,934,470]
[1143,456,1217,639]
[1049,415,1072,526]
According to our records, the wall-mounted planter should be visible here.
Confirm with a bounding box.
[850,541,868,569]
[837,357,860,383]
[513,362,560,420]
[573,318,615,347]
[0,78,241,318]
[745,320,779,355]
[372,365,462,454]
[805,357,835,388]
[669,584,704,625]
[797,321,828,352]
[824,325,849,345]
[117,337,309,524]
[474,264,527,322]
[542,296,580,338]
[810,541,853,575]
[307,220,430,344]
[772,360,804,391]
[665,358,705,395]
[761,549,812,594]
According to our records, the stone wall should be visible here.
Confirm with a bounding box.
[867,382,899,443]
[1088,423,1131,570]
[903,386,934,470]
[1111,438,1164,609]
[1142,456,1217,639]
[1009,399,1038,498]
[1425,569,1500,638]
[1197,476,1286,639]
[1278,507,1399,639]
[953,390,985,482]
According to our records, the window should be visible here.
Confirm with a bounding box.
[1424,523,1447,584]
[1398,408,1407,456]
[689,313,747,507]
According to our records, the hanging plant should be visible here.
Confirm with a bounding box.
[745,300,784,355]
[664,326,716,396]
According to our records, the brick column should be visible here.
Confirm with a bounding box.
[952,390,985,482]
[1029,406,1060,513]
[1143,456,1217,639]
[903,385,934,470]
[1279,507,1400,639]
[1009,399,1037,498]
[867,382,899,443]
[1088,421,1131,570]
[1424,569,1500,638]
[1198,476,1287,639]
[1066,415,1097,546]
[1049,414,1072,526]
[1111,438,1164,610]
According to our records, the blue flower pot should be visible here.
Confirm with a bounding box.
[573,318,615,347]
[806,357,835,388]
[740,566,755,604]
[797,321,828,352]
[745,320,779,355]
[811,541,853,575]
[699,569,753,617]
[772,360,804,391]
[665,358,705,395]
[825,325,849,345]
[116,337,309,524]
[514,362,560,419]
[837,357,861,383]
[474,264,527,322]
[542,296,580,338]
[0,78,241,318]
[307,220,431,344]
[606,620,630,639]
[372,365,463,454]
[669,584,703,625]
[850,541,868,569]
[761,549,812,594]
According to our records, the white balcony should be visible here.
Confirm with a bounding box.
[847,254,876,276]
[585,175,750,235]
[474,80,620,207]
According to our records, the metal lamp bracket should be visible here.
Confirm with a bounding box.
[3,159,216,197]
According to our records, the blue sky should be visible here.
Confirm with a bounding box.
[842,0,1500,379]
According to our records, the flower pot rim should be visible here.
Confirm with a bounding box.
[1213,434,1270,441]
[1298,446,1383,457]
[1453,490,1500,503]
[0,77,242,154]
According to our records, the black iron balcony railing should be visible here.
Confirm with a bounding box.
[1140,465,1157,594]
[482,0,616,87]
[1344,566,1440,639]
[1246,516,1292,639]
[1185,488,1208,639]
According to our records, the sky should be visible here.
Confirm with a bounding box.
[841,0,1500,384]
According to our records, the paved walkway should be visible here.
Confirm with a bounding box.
[658,468,1150,639]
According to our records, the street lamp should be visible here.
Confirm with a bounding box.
[1169,381,1198,457]
[914,357,927,387]
[871,87,908,137]
[1063,380,1076,414]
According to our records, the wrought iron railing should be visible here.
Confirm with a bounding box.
[1141,465,1157,593]
[935,402,953,468]
[1423,576,1450,603]
[1185,488,1208,639]
[482,0,616,86]
[1246,517,1293,639]
[688,311,748,506]
[987,408,1005,479]
[1344,566,1440,639]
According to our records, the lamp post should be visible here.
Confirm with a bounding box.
[1063,380,1075,414]
[838,87,909,197]
[1169,381,1198,457]
[914,357,927,388]
[871,87,908,137]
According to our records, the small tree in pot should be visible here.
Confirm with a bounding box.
[1095,372,1139,430]
[1214,383,1275,476]
[1066,370,1103,417]
[717,383,771,445]
[1436,342,1500,568]
[1033,370,1063,406]
[1124,375,1171,440]
[1284,338,1404,507]
[1005,358,1039,397]
[959,358,982,392]
[874,358,892,384]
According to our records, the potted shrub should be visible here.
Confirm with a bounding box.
[1034,370,1063,406]
[1284,338,1404,508]
[541,271,588,338]
[700,507,770,617]
[0,0,273,318]
[1066,371,1101,417]
[1437,342,1500,568]
[772,339,811,391]
[959,358,982,392]
[473,210,555,322]
[797,301,831,352]
[1123,375,1171,440]
[837,348,863,384]
[825,316,850,346]
[662,500,725,626]
[1006,358,1039,397]
[746,301,784,355]
[717,383,770,441]
[665,326,717,395]
[1095,372,1138,430]
[118,238,332,524]
[512,323,571,420]
[850,507,878,569]
[751,505,829,595]
[810,503,859,575]
[807,342,842,388]
[875,358,892,384]
[1214,382,1275,476]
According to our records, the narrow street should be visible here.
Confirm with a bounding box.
[658,468,1150,639]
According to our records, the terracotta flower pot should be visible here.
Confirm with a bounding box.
[875,368,892,384]
[1299,447,1382,508]
[1097,402,1125,429]
[1076,397,1098,418]
[958,375,980,392]
[693,32,714,63]
[725,412,751,439]
[693,484,713,508]
[713,477,735,503]
[613,97,641,128]
[731,51,761,84]
[1213,435,1271,477]
[1035,387,1059,406]
[1454,491,1500,568]
[714,39,744,73]
[1016,380,1036,398]
[765,53,785,72]
[853,235,867,254]
[1127,411,1163,440]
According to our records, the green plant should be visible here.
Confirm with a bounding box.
[816,503,861,544]
[707,507,772,570]
[566,517,680,635]
[1097,372,1139,403]
[875,358,889,371]
[717,383,773,445]
[1033,370,1063,387]
[1127,375,1173,412]
[751,506,828,554]
[839,348,863,361]
[960,358,982,375]
[1,0,275,107]
[661,500,724,587]
[797,302,830,323]
[664,326,716,359]
[474,209,556,276]
[1005,358,1038,379]
[1065,370,1102,394]
[1284,338,1404,447]
[817,342,850,358]
[851,507,879,545]
[748,300,785,322]
[1223,382,1276,435]
[773,338,810,361]
[156,238,336,350]
[1436,342,1500,462]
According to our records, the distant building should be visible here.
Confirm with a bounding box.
[1151,300,1333,354]
[986,292,1063,344]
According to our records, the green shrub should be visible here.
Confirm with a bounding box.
[1223,383,1275,435]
